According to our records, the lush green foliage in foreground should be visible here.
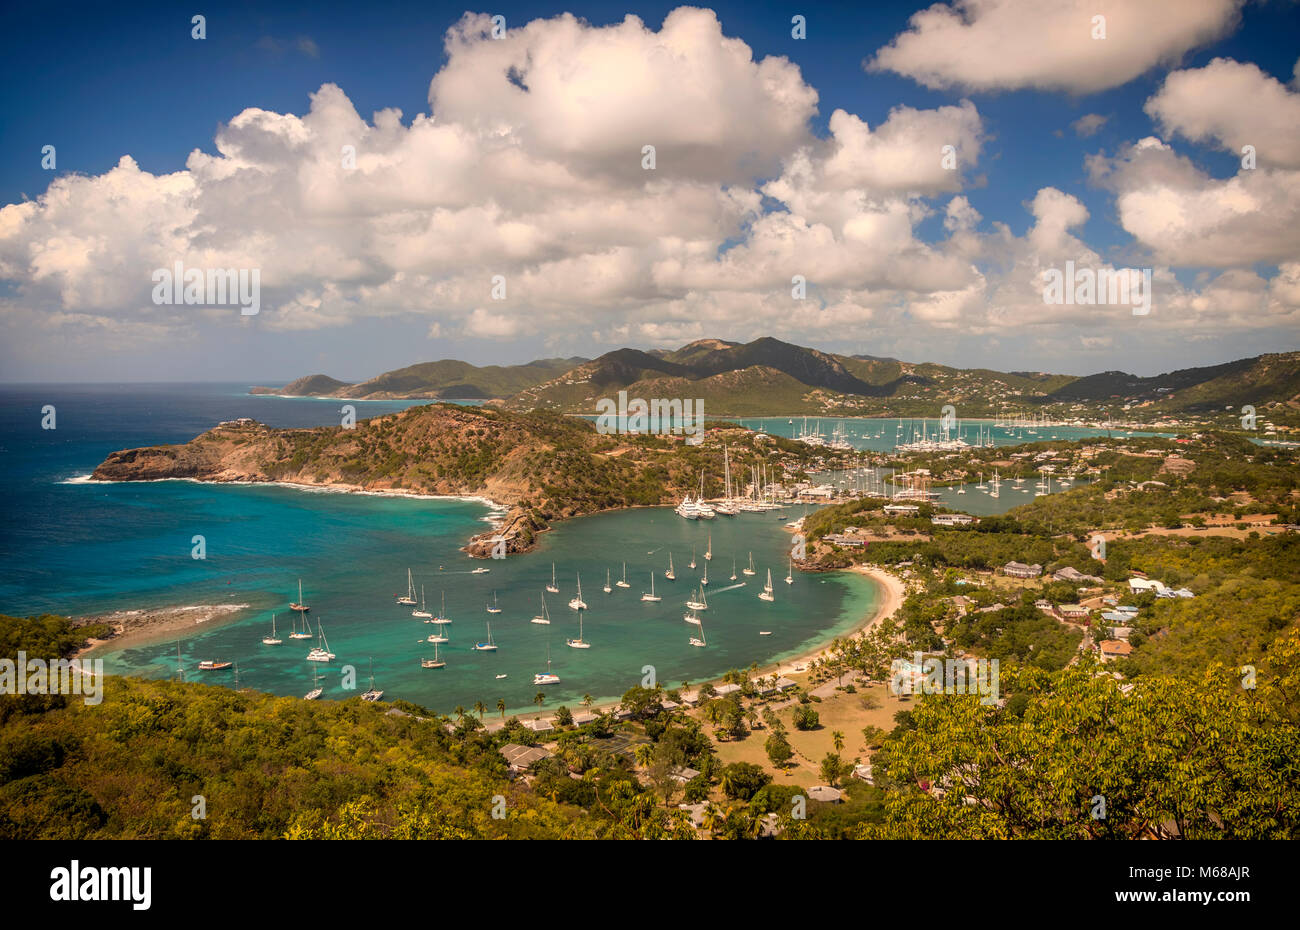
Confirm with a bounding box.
[865,629,1300,839]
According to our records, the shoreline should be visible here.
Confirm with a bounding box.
[507,562,905,728]
[72,603,256,661]
[769,564,904,678]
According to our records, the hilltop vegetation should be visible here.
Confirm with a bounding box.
[91,404,851,555]
[261,337,1300,426]
[251,357,583,400]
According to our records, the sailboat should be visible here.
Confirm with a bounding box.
[291,578,310,612]
[743,552,756,576]
[689,616,706,648]
[262,613,282,646]
[568,574,587,611]
[531,593,552,625]
[603,569,612,594]
[396,569,416,606]
[689,547,697,570]
[785,559,794,585]
[360,658,383,702]
[546,564,559,595]
[700,560,709,586]
[426,625,448,644]
[431,591,451,625]
[957,481,966,495]
[304,665,322,700]
[704,535,712,561]
[616,562,630,589]
[759,569,775,602]
[474,621,498,652]
[289,611,312,640]
[730,558,737,581]
[686,585,706,611]
[665,553,676,581]
[306,622,335,662]
[567,610,590,649]
[684,605,702,626]
[486,591,502,614]
[421,641,446,669]
[412,585,433,619]
[641,573,661,602]
[990,470,1000,499]
[533,643,560,684]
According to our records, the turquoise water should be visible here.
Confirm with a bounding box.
[0,384,876,715]
[810,467,1093,516]
[733,417,1172,451]
[99,502,876,714]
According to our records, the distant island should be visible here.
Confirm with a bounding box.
[251,337,1300,427]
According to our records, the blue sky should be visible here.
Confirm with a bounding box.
[2,0,1298,381]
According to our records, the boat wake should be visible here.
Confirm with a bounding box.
[707,582,748,595]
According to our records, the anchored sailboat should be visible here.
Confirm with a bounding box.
[262,613,282,646]
[568,573,587,611]
[567,611,590,649]
[486,591,502,614]
[533,642,560,684]
[743,552,756,576]
[730,558,737,581]
[291,578,310,612]
[289,611,312,640]
[689,616,706,647]
[304,665,322,700]
[689,547,697,570]
[686,585,707,611]
[546,564,559,595]
[474,621,498,652]
[701,560,708,586]
[704,535,712,560]
[641,572,661,602]
[412,585,433,619]
[785,559,794,585]
[306,622,335,662]
[421,640,446,668]
[759,569,775,602]
[531,593,552,625]
[616,562,630,589]
[665,553,676,581]
[396,569,416,606]
[431,591,450,625]
[603,569,612,594]
[360,658,383,701]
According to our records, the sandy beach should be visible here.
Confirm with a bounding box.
[769,565,905,678]
[72,603,255,660]
[501,562,906,728]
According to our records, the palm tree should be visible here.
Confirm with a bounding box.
[497,697,507,720]
[832,730,845,754]
[474,700,486,722]
[701,802,725,836]
[453,705,466,723]
[533,691,545,710]
[634,744,655,769]
[583,693,594,715]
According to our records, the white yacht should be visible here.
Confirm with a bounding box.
[615,562,631,589]
[759,569,775,602]
[262,613,282,646]
[306,623,335,662]
[412,585,433,619]
[531,593,552,625]
[568,574,587,611]
[474,622,498,652]
[546,564,559,594]
[396,569,416,606]
[641,573,661,602]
